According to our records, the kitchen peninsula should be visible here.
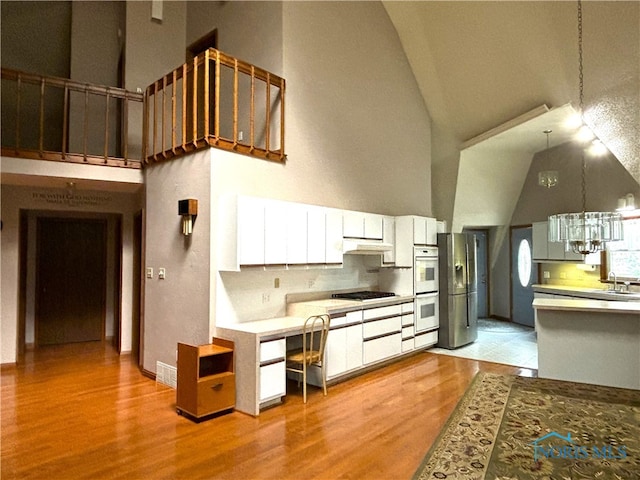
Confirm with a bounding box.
[532,297,640,390]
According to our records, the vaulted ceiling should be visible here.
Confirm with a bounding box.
[382,1,640,225]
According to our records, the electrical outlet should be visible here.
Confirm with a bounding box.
[274,277,280,288]
[262,293,270,303]
[543,271,550,279]
[308,279,315,288]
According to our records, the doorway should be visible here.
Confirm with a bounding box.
[35,217,107,345]
[510,225,538,327]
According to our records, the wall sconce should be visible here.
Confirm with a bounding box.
[178,199,198,236]
[538,170,559,188]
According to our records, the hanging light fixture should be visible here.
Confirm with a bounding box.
[547,0,623,255]
[538,130,559,188]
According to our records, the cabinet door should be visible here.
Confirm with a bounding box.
[345,323,363,371]
[238,196,265,266]
[259,361,286,402]
[264,200,287,264]
[325,208,344,264]
[383,216,395,264]
[307,206,326,264]
[287,203,308,264]
[325,327,347,379]
[363,213,383,240]
[343,210,364,238]
[426,217,437,245]
[413,217,427,245]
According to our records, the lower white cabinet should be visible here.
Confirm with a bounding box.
[415,330,438,349]
[259,338,286,402]
[363,333,402,364]
[259,361,286,402]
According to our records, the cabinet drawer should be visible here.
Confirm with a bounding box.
[402,326,414,340]
[415,330,438,348]
[402,338,414,352]
[260,360,286,402]
[363,304,402,320]
[363,333,402,364]
[196,373,235,414]
[260,338,286,363]
[401,302,414,314]
[363,316,401,339]
[401,313,414,327]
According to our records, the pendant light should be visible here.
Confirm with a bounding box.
[547,0,623,255]
[538,130,558,188]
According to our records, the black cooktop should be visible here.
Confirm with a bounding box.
[331,291,396,301]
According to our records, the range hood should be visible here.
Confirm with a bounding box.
[342,239,393,255]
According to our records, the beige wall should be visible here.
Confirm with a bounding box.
[143,150,212,371]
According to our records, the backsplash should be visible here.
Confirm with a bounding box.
[538,263,602,289]
[216,256,380,324]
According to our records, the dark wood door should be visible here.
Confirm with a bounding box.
[36,218,106,345]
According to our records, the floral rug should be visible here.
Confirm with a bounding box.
[413,372,640,479]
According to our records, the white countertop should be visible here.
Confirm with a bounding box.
[216,316,306,336]
[287,294,414,316]
[216,295,415,337]
[533,284,640,301]
[532,298,640,314]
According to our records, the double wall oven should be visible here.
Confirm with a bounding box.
[414,247,439,334]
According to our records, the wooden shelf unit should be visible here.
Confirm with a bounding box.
[176,338,235,421]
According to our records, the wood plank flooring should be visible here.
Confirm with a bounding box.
[1,342,535,480]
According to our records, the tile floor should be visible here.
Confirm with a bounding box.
[429,318,538,370]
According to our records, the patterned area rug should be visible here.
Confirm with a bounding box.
[413,372,640,479]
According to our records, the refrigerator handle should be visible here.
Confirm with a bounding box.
[465,241,470,327]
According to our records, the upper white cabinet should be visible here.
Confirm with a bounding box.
[218,195,345,271]
[382,216,395,264]
[343,210,383,240]
[394,215,438,267]
[532,221,592,263]
[285,203,308,265]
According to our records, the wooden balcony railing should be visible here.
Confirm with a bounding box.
[1,68,144,168]
[144,48,286,164]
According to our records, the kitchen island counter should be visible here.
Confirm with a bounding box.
[532,297,640,390]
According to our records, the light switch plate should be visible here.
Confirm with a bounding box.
[146,267,153,279]
[158,268,166,279]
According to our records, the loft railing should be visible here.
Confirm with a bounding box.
[144,48,286,164]
[1,68,144,168]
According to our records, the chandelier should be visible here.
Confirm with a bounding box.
[547,0,623,255]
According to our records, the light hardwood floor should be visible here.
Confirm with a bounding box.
[1,342,535,480]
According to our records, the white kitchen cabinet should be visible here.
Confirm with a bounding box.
[343,210,383,240]
[218,196,344,270]
[259,338,286,403]
[238,196,265,266]
[532,221,590,263]
[382,216,395,264]
[325,208,344,264]
[394,215,438,267]
[286,203,308,264]
[307,206,326,264]
[259,361,286,402]
[264,200,287,265]
[415,330,438,349]
[362,304,402,365]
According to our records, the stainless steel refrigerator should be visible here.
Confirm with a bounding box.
[437,233,478,349]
